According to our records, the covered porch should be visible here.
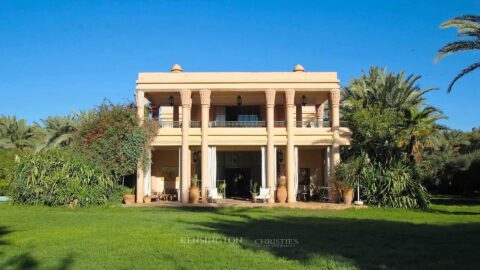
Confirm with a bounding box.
[142,146,335,203]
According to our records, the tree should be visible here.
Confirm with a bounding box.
[397,106,446,163]
[0,116,42,150]
[37,115,80,151]
[436,15,480,92]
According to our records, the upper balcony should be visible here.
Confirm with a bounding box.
[137,64,351,146]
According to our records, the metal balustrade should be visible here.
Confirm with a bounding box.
[157,120,346,128]
[158,121,182,128]
[190,121,201,128]
[295,121,331,128]
[209,121,266,128]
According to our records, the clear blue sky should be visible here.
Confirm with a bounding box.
[0,0,479,130]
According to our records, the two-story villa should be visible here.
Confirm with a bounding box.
[135,64,351,204]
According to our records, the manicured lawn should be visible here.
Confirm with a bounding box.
[1,197,479,270]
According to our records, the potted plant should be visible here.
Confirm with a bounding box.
[123,187,135,204]
[250,180,259,203]
[276,176,287,203]
[334,161,358,205]
[189,176,200,204]
[143,195,152,203]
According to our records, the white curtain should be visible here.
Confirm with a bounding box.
[261,146,266,188]
[144,149,152,196]
[178,148,182,201]
[294,147,299,195]
[274,147,277,190]
[326,146,331,187]
[209,146,217,188]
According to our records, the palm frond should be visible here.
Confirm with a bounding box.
[436,40,480,62]
[447,62,480,93]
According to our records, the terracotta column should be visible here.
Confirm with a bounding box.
[136,90,146,203]
[199,89,211,203]
[315,102,324,124]
[265,89,276,203]
[180,89,192,203]
[329,89,341,195]
[285,89,296,203]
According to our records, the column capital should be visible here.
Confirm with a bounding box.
[199,89,211,107]
[265,89,276,107]
[180,89,192,109]
[285,89,295,107]
[330,89,340,108]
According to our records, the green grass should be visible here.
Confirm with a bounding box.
[1,197,479,270]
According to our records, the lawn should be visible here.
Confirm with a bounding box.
[0,197,479,270]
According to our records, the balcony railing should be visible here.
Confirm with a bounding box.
[209,121,266,128]
[295,121,331,128]
[158,121,181,128]
[158,120,347,129]
[190,121,201,128]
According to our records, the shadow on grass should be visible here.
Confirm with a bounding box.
[178,208,480,269]
[430,195,480,206]
[0,226,74,270]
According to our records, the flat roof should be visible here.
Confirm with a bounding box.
[136,72,339,84]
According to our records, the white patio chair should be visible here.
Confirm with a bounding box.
[207,188,223,203]
[256,188,270,203]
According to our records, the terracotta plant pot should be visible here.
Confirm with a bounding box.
[123,194,135,205]
[143,195,152,203]
[189,187,200,203]
[342,189,354,205]
[251,193,257,203]
[276,185,287,203]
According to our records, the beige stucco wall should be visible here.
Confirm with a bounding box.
[298,148,326,186]
[151,149,180,192]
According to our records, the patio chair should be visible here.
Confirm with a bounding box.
[207,188,223,203]
[256,188,270,203]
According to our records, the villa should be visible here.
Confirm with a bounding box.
[135,64,351,204]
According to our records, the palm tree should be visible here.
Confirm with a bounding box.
[436,15,480,92]
[0,116,41,150]
[342,67,437,111]
[36,115,79,151]
[397,106,446,163]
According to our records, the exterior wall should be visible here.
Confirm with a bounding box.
[151,149,179,192]
[298,148,326,186]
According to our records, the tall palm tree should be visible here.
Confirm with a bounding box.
[436,15,480,92]
[398,106,446,163]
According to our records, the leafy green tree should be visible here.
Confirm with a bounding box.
[72,101,156,180]
[436,15,480,92]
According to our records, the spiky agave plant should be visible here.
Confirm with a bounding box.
[436,15,480,92]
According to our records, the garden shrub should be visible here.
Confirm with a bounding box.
[0,149,26,195]
[9,149,114,207]
[73,102,156,180]
[361,160,430,209]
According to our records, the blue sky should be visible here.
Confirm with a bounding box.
[0,0,478,130]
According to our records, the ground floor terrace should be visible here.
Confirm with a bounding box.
[139,145,341,204]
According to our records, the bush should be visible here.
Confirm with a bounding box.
[9,149,114,207]
[361,160,430,209]
[0,149,27,196]
[73,102,156,180]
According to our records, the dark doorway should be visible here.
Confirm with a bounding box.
[225,168,251,198]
